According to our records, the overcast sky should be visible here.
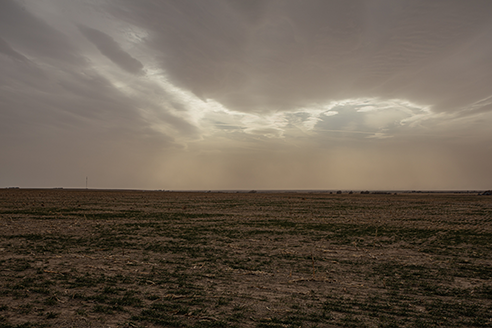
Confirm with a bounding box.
[1,0,492,190]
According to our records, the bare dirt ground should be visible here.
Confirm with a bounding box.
[0,189,491,327]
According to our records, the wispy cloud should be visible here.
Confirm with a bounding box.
[79,25,144,74]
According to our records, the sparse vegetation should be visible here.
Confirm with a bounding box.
[0,189,491,327]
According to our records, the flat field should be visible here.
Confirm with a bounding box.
[0,189,491,328]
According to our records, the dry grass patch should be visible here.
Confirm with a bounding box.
[0,189,491,327]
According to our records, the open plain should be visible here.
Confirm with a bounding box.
[0,189,491,327]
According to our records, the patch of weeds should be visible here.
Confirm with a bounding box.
[102,286,120,294]
[131,309,184,327]
[215,297,231,307]
[17,304,33,314]
[340,314,368,328]
[455,263,492,280]
[257,316,303,328]
[193,320,230,328]
[11,290,29,299]
[250,219,298,229]
[437,231,492,248]
[43,296,58,306]
[475,284,492,299]
[322,297,353,313]
[11,260,32,272]
[358,297,403,317]
[426,299,481,318]
[314,311,333,321]
[70,274,99,288]
[30,287,51,295]
[413,318,434,328]
[93,305,115,314]
[232,304,247,312]
[45,312,59,319]
[151,303,189,315]
[228,311,245,321]
[86,294,108,303]
[76,308,87,316]
[112,274,135,285]
[378,316,400,328]
[290,303,301,310]
[146,294,160,301]
[108,294,143,308]
[471,316,491,327]
[0,320,40,328]
[256,323,284,328]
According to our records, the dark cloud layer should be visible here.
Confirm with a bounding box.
[0,0,82,64]
[113,0,492,115]
[79,26,144,74]
[1,0,491,189]
[0,37,29,62]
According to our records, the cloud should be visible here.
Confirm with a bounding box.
[109,0,492,117]
[0,37,29,62]
[78,25,144,74]
[0,0,82,64]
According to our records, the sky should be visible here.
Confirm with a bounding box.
[1,0,492,190]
